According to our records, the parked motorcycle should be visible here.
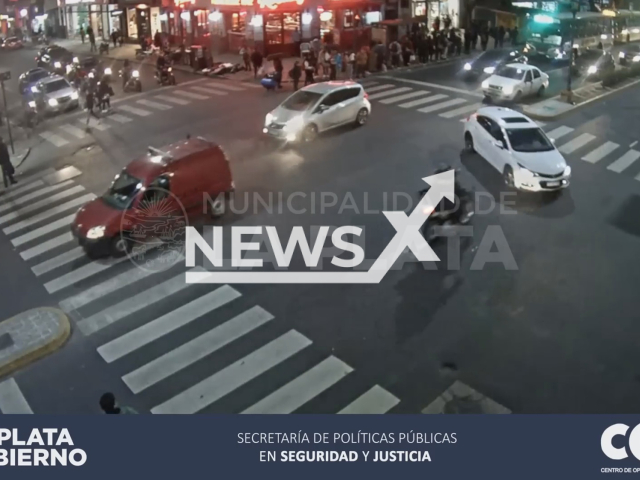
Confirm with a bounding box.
[120,69,142,92]
[155,66,176,86]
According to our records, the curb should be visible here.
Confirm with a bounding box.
[0,308,71,379]
[524,77,640,121]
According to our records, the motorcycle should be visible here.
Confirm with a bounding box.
[99,42,110,55]
[419,192,474,243]
[23,99,42,130]
[155,66,176,86]
[120,69,142,92]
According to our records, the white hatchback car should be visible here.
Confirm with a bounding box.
[463,107,571,192]
[263,81,371,142]
[481,64,549,102]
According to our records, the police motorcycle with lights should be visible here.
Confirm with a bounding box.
[120,60,142,92]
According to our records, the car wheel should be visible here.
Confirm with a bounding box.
[537,85,545,97]
[464,132,475,153]
[503,166,515,188]
[110,234,131,258]
[355,108,369,126]
[302,124,318,143]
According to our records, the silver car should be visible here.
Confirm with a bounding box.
[263,81,371,142]
[33,75,79,114]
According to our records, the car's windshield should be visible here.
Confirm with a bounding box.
[506,128,555,152]
[30,71,49,82]
[43,79,70,93]
[281,91,323,111]
[102,172,143,210]
[496,66,526,80]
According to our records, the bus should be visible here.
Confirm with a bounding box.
[524,9,640,59]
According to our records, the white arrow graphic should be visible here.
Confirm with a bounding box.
[185,170,455,284]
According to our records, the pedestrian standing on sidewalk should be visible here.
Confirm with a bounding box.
[251,49,263,78]
[87,25,96,53]
[335,51,343,77]
[0,137,16,187]
[303,54,314,85]
[273,57,284,88]
[241,47,251,71]
[111,28,118,48]
[99,393,138,414]
[79,25,85,44]
[346,50,355,79]
[329,51,337,80]
[289,61,301,91]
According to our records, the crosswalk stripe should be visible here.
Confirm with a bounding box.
[32,247,85,277]
[2,168,55,194]
[3,193,95,236]
[546,125,574,140]
[398,93,448,108]
[0,180,45,203]
[118,104,151,116]
[366,87,412,100]
[417,98,467,114]
[359,81,379,87]
[363,84,395,93]
[42,166,82,186]
[108,113,132,123]
[84,117,110,131]
[20,232,73,261]
[11,214,76,247]
[190,86,227,96]
[151,330,312,414]
[76,266,206,336]
[0,184,85,226]
[582,141,620,163]
[607,149,640,173]
[242,356,352,414]
[379,90,429,104]
[39,131,68,147]
[338,385,400,414]
[59,124,86,139]
[174,90,208,100]
[439,103,482,119]
[0,378,33,414]
[98,285,242,364]
[137,99,172,110]
[558,133,596,154]
[161,96,190,105]
[43,241,158,294]
[59,261,163,312]
[121,306,273,394]
[203,82,246,92]
[0,179,75,214]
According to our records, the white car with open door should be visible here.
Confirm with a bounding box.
[463,107,571,192]
[481,64,549,102]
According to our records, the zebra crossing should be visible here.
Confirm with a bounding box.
[0,167,401,414]
[0,378,33,414]
[33,78,262,149]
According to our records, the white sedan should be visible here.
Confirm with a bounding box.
[481,64,549,102]
[463,107,571,192]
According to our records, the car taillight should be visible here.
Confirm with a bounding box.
[466,113,478,122]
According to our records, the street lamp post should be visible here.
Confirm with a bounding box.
[566,2,579,101]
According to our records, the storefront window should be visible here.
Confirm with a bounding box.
[231,12,246,32]
[319,10,334,37]
[194,10,208,37]
[343,9,354,28]
[414,1,427,16]
[127,8,138,38]
[283,13,300,43]
[265,13,283,44]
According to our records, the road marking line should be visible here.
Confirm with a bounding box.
[607,149,640,173]
[358,81,379,87]
[202,82,245,92]
[59,124,86,139]
[76,267,206,336]
[545,125,574,140]
[121,306,272,394]
[32,247,85,277]
[0,180,46,204]
[582,141,619,164]
[161,96,190,105]
[151,330,312,414]
[108,113,132,123]
[338,385,400,414]
[0,379,33,414]
[0,179,75,214]
[98,285,242,364]
[174,90,208,100]
[242,356,353,414]
[11,214,76,247]
[83,117,110,131]
[366,87,412,100]
[558,133,597,154]
[630,141,638,148]
[379,91,430,104]
[398,93,448,108]
[117,105,151,116]
[0,185,85,226]
[439,102,482,119]
[378,75,485,97]
[190,85,227,96]
[20,232,74,261]
[137,99,172,110]
[39,131,68,147]
[417,97,466,114]
[363,84,396,93]
[42,166,82,186]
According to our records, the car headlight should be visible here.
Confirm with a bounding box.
[587,65,598,74]
[168,67,172,72]
[463,62,471,71]
[71,91,79,100]
[284,116,305,133]
[86,226,106,239]
[517,164,538,177]
[132,70,140,78]
[503,85,514,95]
[30,86,38,93]
[619,51,626,59]
[28,101,36,108]
[104,68,112,75]
[54,61,62,69]
[73,57,79,64]
[481,80,489,89]
[48,98,58,107]
[564,166,571,176]
[484,66,495,74]
[265,113,274,126]
[634,55,640,62]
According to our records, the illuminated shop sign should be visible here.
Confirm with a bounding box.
[211,0,253,5]
[257,0,304,9]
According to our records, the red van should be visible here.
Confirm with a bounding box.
[72,136,234,258]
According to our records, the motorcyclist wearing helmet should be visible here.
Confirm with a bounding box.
[419,164,470,228]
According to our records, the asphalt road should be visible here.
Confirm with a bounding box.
[1,44,640,414]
